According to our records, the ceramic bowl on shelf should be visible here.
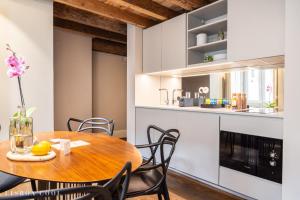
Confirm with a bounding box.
[213,53,227,61]
[196,33,207,46]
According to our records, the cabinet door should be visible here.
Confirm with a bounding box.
[162,14,186,71]
[173,111,220,184]
[135,108,177,158]
[143,24,162,73]
[227,0,284,61]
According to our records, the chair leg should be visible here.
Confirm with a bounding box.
[157,193,163,200]
[162,181,170,200]
[30,180,37,191]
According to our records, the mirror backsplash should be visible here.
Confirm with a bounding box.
[181,68,284,110]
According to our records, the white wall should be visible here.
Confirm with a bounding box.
[282,0,300,199]
[127,25,143,144]
[0,0,53,140]
[93,52,127,136]
[54,28,92,130]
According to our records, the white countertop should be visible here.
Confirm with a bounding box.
[136,105,284,119]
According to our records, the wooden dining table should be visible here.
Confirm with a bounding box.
[0,131,142,190]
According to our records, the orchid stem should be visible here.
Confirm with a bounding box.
[17,77,25,107]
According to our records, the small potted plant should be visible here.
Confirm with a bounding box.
[5,44,35,154]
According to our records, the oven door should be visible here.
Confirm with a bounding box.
[220,131,282,183]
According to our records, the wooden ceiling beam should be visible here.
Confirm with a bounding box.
[54,2,127,35]
[111,0,178,21]
[166,0,208,11]
[92,38,127,56]
[54,0,156,28]
[54,17,127,44]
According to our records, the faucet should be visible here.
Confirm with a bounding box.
[172,89,183,105]
[159,89,169,105]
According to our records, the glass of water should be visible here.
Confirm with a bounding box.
[9,116,33,154]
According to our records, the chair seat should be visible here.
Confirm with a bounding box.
[0,172,26,193]
[127,168,163,196]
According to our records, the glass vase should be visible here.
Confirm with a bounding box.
[9,107,33,154]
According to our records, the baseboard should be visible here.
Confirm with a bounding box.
[113,129,127,138]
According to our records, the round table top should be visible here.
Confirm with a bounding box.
[0,131,142,183]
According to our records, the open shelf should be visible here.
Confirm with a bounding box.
[188,18,227,35]
[187,0,228,67]
[188,0,227,30]
[188,39,227,52]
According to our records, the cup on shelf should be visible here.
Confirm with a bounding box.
[196,33,207,46]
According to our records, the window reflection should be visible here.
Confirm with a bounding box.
[182,67,283,110]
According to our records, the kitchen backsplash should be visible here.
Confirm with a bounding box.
[181,68,284,109]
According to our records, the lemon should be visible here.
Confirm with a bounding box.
[39,141,51,152]
[31,141,51,156]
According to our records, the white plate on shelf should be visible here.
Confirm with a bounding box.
[213,53,227,61]
[205,14,227,24]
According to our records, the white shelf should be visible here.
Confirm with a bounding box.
[188,18,227,35]
[188,39,227,52]
[187,59,228,68]
[188,0,227,30]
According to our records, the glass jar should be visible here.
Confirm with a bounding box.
[9,107,33,154]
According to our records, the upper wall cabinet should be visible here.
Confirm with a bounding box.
[143,14,187,73]
[227,0,285,61]
[143,23,162,73]
[162,14,187,71]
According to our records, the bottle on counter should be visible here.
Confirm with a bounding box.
[241,93,247,109]
[237,93,242,110]
[231,93,237,109]
[217,99,223,105]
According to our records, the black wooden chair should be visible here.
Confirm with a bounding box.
[0,172,26,193]
[67,117,115,136]
[126,135,180,200]
[0,162,131,200]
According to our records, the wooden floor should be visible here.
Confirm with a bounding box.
[1,171,242,200]
[130,171,242,200]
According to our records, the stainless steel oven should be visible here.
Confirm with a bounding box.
[220,131,283,183]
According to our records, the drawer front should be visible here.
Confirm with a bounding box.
[220,167,282,200]
[220,114,283,139]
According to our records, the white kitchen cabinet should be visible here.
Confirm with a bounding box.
[220,167,282,200]
[143,14,187,73]
[135,107,220,184]
[142,24,162,73]
[174,111,220,184]
[227,0,285,61]
[135,108,177,158]
[162,14,187,71]
[220,114,283,139]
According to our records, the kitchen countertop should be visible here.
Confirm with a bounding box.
[136,105,284,119]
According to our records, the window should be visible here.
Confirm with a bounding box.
[230,69,275,108]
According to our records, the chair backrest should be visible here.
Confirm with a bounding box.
[0,185,112,200]
[104,162,132,200]
[0,162,132,200]
[68,117,115,136]
[67,117,83,131]
[160,136,178,175]
[146,125,180,165]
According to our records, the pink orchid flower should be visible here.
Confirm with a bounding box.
[266,85,272,93]
[5,55,28,78]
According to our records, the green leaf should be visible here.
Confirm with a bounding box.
[13,111,20,118]
[26,107,36,117]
